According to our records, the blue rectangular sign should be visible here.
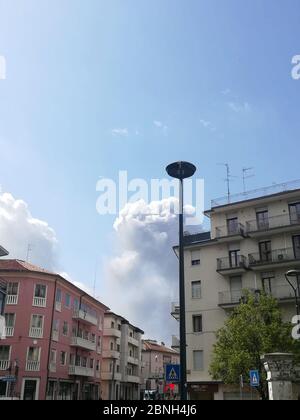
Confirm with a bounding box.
[165,364,181,383]
[250,370,260,387]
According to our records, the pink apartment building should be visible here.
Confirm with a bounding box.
[0,260,109,400]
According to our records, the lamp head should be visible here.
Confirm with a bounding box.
[166,161,196,180]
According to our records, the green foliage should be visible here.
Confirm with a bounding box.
[209,292,300,400]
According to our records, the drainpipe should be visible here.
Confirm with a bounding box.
[45,278,58,400]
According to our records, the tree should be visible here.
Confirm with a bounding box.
[209,291,300,400]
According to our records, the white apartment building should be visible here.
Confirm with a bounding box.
[173,181,300,400]
[101,312,144,400]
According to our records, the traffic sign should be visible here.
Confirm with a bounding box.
[165,364,180,383]
[250,370,260,387]
[0,376,16,383]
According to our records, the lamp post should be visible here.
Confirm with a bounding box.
[166,161,197,401]
[285,270,300,318]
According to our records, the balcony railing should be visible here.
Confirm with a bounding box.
[26,360,40,372]
[128,336,139,347]
[102,350,120,359]
[215,223,246,239]
[127,375,140,384]
[246,213,300,233]
[5,295,18,305]
[70,336,96,352]
[72,309,98,326]
[217,255,247,271]
[104,328,121,338]
[5,327,14,337]
[69,365,94,377]
[128,356,139,366]
[249,248,300,267]
[0,360,10,371]
[29,327,43,339]
[32,297,46,308]
[219,286,297,306]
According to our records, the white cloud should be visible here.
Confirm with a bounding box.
[0,192,58,270]
[153,120,163,128]
[102,198,200,343]
[200,119,217,132]
[221,88,231,96]
[60,271,94,295]
[111,128,129,137]
[153,120,168,136]
[227,101,251,113]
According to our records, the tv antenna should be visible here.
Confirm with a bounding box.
[218,163,238,203]
[26,244,33,262]
[242,167,255,193]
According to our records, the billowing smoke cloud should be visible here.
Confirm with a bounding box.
[0,192,58,270]
[103,198,198,344]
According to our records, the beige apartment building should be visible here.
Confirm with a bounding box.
[141,340,180,398]
[101,312,144,400]
[172,181,300,400]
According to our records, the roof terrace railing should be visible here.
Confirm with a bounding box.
[211,179,300,208]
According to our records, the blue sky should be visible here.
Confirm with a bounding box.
[0,0,300,299]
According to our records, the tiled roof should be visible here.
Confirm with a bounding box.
[143,341,179,355]
[183,231,211,246]
[0,259,55,275]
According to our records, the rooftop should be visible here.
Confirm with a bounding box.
[143,340,179,355]
[0,259,110,310]
[210,179,300,209]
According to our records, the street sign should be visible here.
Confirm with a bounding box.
[165,364,180,383]
[0,376,16,383]
[250,370,260,387]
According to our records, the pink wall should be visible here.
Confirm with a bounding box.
[2,270,107,400]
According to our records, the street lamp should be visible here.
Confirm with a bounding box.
[166,161,197,401]
[285,270,300,317]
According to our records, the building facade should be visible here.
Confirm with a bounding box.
[0,260,108,400]
[0,246,9,316]
[142,340,180,399]
[174,182,300,400]
[101,312,144,400]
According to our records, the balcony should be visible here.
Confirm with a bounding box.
[0,360,10,371]
[101,371,122,381]
[32,297,46,308]
[70,336,96,352]
[248,248,300,270]
[171,302,180,321]
[5,295,18,305]
[72,309,98,326]
[5,327,14,337]
[217,255,248,275]
[26,360,40,372]
[104,328,121,338]
[69,365,94,377]
[246,213,300,237]
[127,375,140,384]
[128,336,139,347]
[128,356,139,366]
[102,350,120,360]
[215,223,246,242]
[29,327,43,339]
[219,286,297,308]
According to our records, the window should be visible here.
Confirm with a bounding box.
[111,321,115,329]
[0,345,10,360]
[193,315,203,333]
[256,210,269,230]
[116,365,120,373]
[7,282,18,296]
[117,344,120,352]
[230,276,243,302]
[259,241,272,262]
[31,314,44,329]
[229,250,241,268]
[91,333,96,343]
[191,250,200,266]
[0,290,5,315]
[60,351,67,366]
[227,217,239,235]
[192,281,201,299]
[50,349,57,364]
[96,360,100,372]
[34,284,46,298]
[27,347,40,362]
[289,202,300,224]
[62,321,69,336]
[81,357,87,368]
[118,324,121,331]
[110,342,114,351]
[65,294,71,308]
[4,313,15,328]
[53,319,60,332]
[56,289,62,303]
[261,273,275,295]
[90,359,94,369]
[193,350,204,371]
[73,298,79,311]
